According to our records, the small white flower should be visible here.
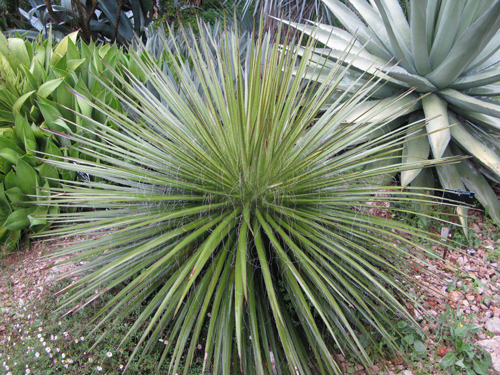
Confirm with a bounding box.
[45,347,51,353]
[106,352,112,358]
[80,336,84,341]
[35,352,40,358]
[74,339,78,344]
[58,321,61,326]
[56,348,60,352]
[38,327,42,332]
[97,365,102,371]
[5,366,9,371]
[42,342,46,347]
[61,353,66,359]
[37,334,41,339]
[26,369,31,374]
[88,358,94,363]
[64,364,68,369]
[119,364,123,370]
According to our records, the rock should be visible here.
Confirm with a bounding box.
[437,346,448,357]
[485,311,494,319]
[495,307,500,318]
[476,336,500,373]
[448,290,461,302]
[401,371,413,375]
[467,295,475,301]
[485,318,500,334]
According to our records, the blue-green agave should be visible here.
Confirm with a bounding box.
[284,0,500,230]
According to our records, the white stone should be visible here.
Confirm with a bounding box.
[476,336,500,373]
[485,318,500,334]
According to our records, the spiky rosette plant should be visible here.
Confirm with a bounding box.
[39,23,456,375]
[283,0,500,229]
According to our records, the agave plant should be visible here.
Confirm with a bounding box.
[284,0,500,228]
[14,0,153,43]
[40,22,456,374]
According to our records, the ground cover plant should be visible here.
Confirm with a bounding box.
[284,0,500,229]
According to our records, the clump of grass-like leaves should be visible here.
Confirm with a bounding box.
[39,22,456,375]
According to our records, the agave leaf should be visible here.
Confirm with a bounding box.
[435,148,468,236]
[425,0,439,51]
[321,0,392,60]
[98,0,134,42]
[464,33,500,74]
[347,0,391,48]
[451,146,500,225]
[343,93,420,123]
[379,0,411,49]
[426,1,500,88]
[449,64,500,90]
[401,120,430,186]
[427,0,462,73]
[455,1,481,40]
[373,0,416,74]
[439,88,500,118]
[410,0,431,75]
[281,20,389,66]
[464,84,500,97]
[448,113,500,179]
[422,93,450,159]
[459,111,500,131]
[409,166,435,199]
[383,69,437,92]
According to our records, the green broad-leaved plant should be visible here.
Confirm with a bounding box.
[283,0,500,230]
[40,22,457,374]
[0,30,126,252]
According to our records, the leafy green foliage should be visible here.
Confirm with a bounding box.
[36,20,461,375]
[436,306,492,375]
[0,31,126,252]
[378,320,427,361]
[285,0,500,228]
